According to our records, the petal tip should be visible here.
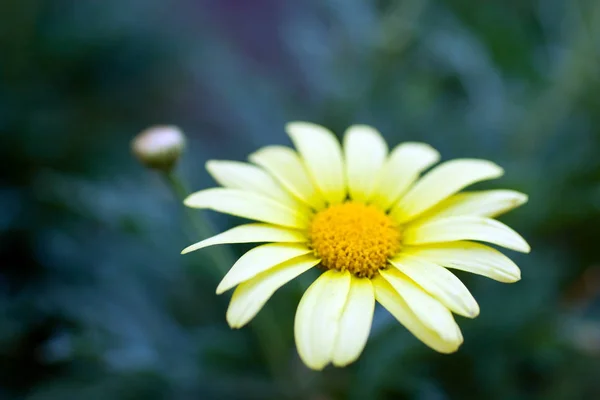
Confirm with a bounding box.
[205,159,217,169]
[247,146,275,164]
[285,121,334,144]
[519,242,531,253]
[441,330,463,353]
[285,122,306,138]
[183,192,201,208]
[448,344,462,354]
[302,360,327,371]
[247,150,261,163]
[467,159,504,178]
[516,192,529,205]
[332,358,355,368]
[513,268,522,281]
[204,160,225,178]
[285,121,319,132]
[225,312,246,329]
[502,267,522,283]
[488,163,505,178]
[468,307,480,319]
[435,342,462,355]
[216,283,230,295]
[226,320,243,329]
[345,124,380,136]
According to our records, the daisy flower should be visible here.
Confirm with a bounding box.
[182,122,529,370]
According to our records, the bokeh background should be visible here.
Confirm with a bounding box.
[2,0,600,399]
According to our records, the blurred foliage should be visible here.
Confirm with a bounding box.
[1,0,600,399]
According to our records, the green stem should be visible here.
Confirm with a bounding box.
[163,171,231,274]
[162,170,289,390]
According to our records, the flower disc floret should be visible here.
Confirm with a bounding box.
[309,202,401,278]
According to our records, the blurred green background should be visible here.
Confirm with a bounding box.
[1,0,600,399]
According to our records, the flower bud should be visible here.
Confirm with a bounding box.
[132,125,186,172]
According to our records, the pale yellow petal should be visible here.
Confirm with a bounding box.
[391,159,504,223]
[332,276,375,366]
[294,270,351,370]
[216,243,312,294]
[380,268,461,342]
[184,188,310,229]
[343,125,388,203]
[181,223,307,254]
[206,160,310,212]
[294,274,325,370]
[372,276,463,353]
[371,142,440,210]
[286,122,346,205]
[249,146,326,210]
[389,255,479,318]
[226,254,320,328]
[403,242,521,283]
[403,216,530,253]
[418,190,528,220]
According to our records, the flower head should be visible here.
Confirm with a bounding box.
[183,122,529,370]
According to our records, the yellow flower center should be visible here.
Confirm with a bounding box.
[309,201,402,278]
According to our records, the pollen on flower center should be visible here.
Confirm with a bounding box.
[308,201,401,278]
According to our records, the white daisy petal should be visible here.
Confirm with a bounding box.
[295,270,351,370]
[402,242,521,283]
[391,159,504,223]
[403,216,530,253]
[380,268,461,341]
[226,254,320,328]
[184,188,310,229]
[216,243,312,294]
[419,190,528,220]
[249,145,326,210]
[294,275,327,370]
[206,160,310,212]
[389,255,480,318]
[343,125,388,203]
[373,276,463,353]
[286,122,346,205]
[371,142,440,210]
[181,223,307,254]
[332,276,375,367]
